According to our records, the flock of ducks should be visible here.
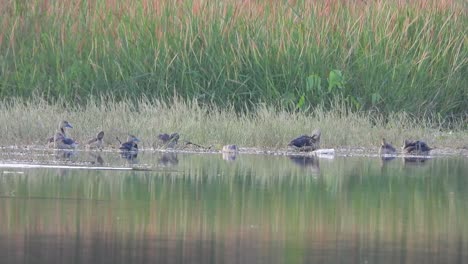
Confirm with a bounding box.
[289,130,432,155]
[47,120,433,157]
[380,138,433,155]
[47,120,181,154]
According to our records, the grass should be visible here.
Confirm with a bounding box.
[0,97,466,150]
[0,0,466,118]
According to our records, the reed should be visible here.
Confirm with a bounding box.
[0,0,466,118]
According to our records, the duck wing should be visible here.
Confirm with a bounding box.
[416,141,432,152]
[158,133,170,143]
[61,137,76,145]
[288,135,313,148]
[119,141,137,151]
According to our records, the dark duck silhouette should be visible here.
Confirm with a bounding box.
[288,156,320,173]
[379,138,396,155]
[158,132,180,148]
[86,131,105,150]
[288,129,321,151]
[402,140,432,155]
[118,135,140,152]
[49,120,77,149]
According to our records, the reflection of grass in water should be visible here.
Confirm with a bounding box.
[0,98,466,149]
[0,156,467,243]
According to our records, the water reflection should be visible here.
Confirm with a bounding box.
[158,152,179,166]
[222,152,237,161]
[54,149,77,160]
[0,151,467,264]
[380,155,396,162]
[403,156,430,164]
[288,155,320,173]
[120,151,138,163]
[88,152,104,165]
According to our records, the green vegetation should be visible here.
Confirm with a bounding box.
[0,0,466,118]
[0,97,466,149]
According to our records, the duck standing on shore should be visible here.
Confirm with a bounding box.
[379,138,396,155]
[49,120,77,149]
[47,120,72,145]
[119,135,140,152]
[158,132,180,148]
[402,140,432,155]
[86,131,105,150]
[288,129,321,151]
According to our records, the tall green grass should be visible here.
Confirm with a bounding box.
[0,0,466,117]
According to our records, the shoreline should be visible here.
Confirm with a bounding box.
[3,145,467,159]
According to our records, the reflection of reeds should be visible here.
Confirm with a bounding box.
[0,156,466,248]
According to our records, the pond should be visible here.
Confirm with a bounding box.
[0,148,467,264]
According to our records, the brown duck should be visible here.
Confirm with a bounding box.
[48,121,77,149]
[86,131,105,150]
[402,140,432,155]
[379,138,396,155]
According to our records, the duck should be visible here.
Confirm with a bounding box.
[288,129,321,151]
[221,145,239,161]
[158,132,180,148]
[51,121,77,149]
[47,120,73,146]
[402,140,432,155]
[53,132,78,149]
[86,131,105,150]
[379,138,396,155]
[222,144,238,153]
[119,135,140,152]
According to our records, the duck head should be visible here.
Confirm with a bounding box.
[60,120,73,129]
[128,135,140,143]
[97,131,105,140]
[311,129,321,141]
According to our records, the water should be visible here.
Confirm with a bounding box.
[0,148,467,264]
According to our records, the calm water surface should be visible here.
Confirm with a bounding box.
[0,149,467,264]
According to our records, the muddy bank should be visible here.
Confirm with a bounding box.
[2,145,467,159]
[163,146,468,158]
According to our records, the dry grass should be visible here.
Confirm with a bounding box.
[0,97,465,150]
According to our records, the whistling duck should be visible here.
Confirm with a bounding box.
[51,121,77,149]
[379,138,396,155]
[288,129,321,151]
[86,131,105,150]
[119,135,140,152]
[402,140,432,155]
[158,132,180,148]
[222,145,238,153]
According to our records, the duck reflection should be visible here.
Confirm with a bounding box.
[221,145,238,161]
[403,156,430,165]
[288,155,320,173]
[158,153,179,166]
[120,151,138,162]
[54,149,77,160]
[380,155,396,162]
[222,152,237,161]
[88,152,104,166]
